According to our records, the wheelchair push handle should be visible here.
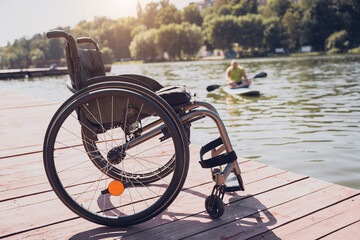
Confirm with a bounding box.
[77,37,100,51]
[46,30,75,42]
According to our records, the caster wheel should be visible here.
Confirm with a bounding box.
[205,195,224,218]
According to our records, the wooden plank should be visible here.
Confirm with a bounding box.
[120,177,329,240]
[0,89,57,109]
[0,164,296,239]
[0,144,248,202]
[8,170,302,240]
[1,90,359,240]
[256,195,360,239]
[186,184,359,240]
[0,104,57,158]
[320,220,360,240]
[24,172,303,239]
[0,159,267,210]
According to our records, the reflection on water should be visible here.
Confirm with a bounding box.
[1,55,359,189]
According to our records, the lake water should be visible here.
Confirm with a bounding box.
[1,54,359,189]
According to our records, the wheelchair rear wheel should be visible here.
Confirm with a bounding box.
[43,85,189,226]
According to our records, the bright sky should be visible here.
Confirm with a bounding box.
[0,0,194,47]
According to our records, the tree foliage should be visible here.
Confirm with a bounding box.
[206,15,240,51]
[325,30,349,52]
[154,4,181,27]
[179,23,203,57]
[156,24,182,59]
[99,20,133,60]
[282,6,303,49]
[301,0,340,50]
[269,0,291,17]
[182,5,203,26]
[232,0,258,16]
[101,46,115,64]
[217,5,233,16]
[140,2,159,28]
[1,0,360,68]
[263,17,284,51]
[130,29,159,61]
[237,14,264,48]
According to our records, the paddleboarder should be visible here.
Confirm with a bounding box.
[225,60,251,88]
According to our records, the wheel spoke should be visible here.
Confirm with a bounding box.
[44,88,188,226]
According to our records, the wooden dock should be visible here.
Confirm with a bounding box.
[0,89,359,239]
[0,66,111,80]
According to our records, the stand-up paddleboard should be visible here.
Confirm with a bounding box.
[222,86,260,97]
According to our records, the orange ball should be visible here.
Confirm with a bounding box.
[108,180,125,196]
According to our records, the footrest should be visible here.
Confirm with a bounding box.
[199,137,237,169]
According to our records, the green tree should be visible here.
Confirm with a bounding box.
[12,37,30,64]
[301,0,340,50]
[154,4,181,27]
[217,4,232,16]
[269,0,291,17]
[282,6,303,50]
[232,2,247,16]
[237,14,265,49]
[325,30,349,52]
[201,11,217,51]
[156,24,182,59]
[180,23,202,57]
[99,21,132,60]
[334,0,360,46]
[263,17,284,51]
[101,46,115,64]
[130,29,159,61]
[141,2,159,28]
[72,20,98,40]
[232,0,258,16]
[48,38,64,60]
[3,51,18,68]
[213,0,228,10]
[182,5,203,26]
[206,15,240,51]
[201,6,214,18]
[29,34,50,59]
[160,0,170,8]
[131,24,148,38]
[29,48,45,67]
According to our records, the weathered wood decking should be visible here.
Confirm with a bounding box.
[0,66,111,80]
[0,89,359,240]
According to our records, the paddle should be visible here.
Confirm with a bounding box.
[206,72,267,92]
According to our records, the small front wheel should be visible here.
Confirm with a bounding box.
[205,195,224,219]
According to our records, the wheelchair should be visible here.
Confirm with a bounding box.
[43,30,245,227]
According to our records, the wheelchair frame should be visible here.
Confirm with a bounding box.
[44,30,244,226]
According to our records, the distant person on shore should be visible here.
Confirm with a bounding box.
[225,60,250,88]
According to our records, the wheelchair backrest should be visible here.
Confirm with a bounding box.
[66,43,105,90]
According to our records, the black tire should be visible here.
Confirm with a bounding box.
[205,195,224,219]
[44,85,189,226]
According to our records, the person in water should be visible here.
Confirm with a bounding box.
[225,60,251,88]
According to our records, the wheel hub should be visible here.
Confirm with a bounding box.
[107,147,126,164]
